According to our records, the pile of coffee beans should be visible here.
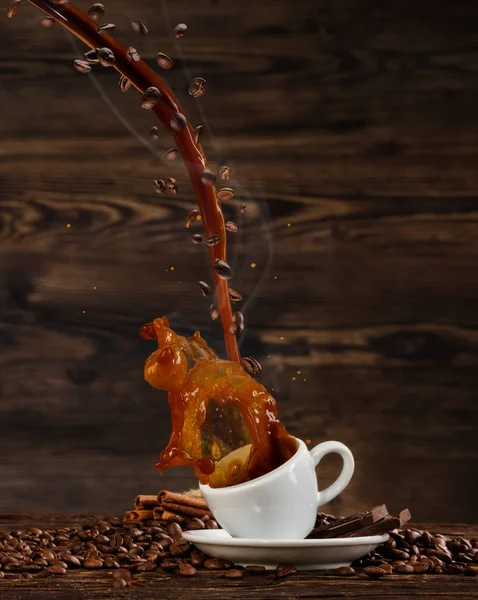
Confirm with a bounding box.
[0,516,476,585]
[349,528,478,578]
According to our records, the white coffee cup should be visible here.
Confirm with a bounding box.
[199,437,355,540]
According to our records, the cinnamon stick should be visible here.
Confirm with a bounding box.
[124,510,154,522]
[134,495,160,510]
[153,507,164,520]
[158,490,209,511]
[161,501,213,520]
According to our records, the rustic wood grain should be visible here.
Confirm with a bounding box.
[0,0,478,521]
[0,517,477,600]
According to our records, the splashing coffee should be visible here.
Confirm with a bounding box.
[10,0,297,487]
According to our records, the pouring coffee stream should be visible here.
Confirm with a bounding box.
[19,0,298,487]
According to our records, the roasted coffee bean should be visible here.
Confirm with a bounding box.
[224,569,243,579]
[184,209,200,228]
[6,0,21,19]
[209,305,220,320]
[395,564,414,574]
[199,281,212,298]
[229,288,242,303]
[446,563,464,574]
[166,178,178,194]
[170,540,190,556]
[190,549,205,568]
[97,47,115,67]
[194,125,203,144]
[364,566,386,578]
[119,75,131,92]
[74,59,91,74]
[241,356,262,375]
[87,3,104,21]
[335,566,355,576]
[214,258,232,279]
[153,179,166,195]
[275,564,297,579]
[150,126,160,140]
[113,568,132,581]
[170,113,188,132]
[113,578,127,589]
[219,165,232,180]
[141,87,161,109]
[225,221,238,232]
[390,549,409,561]
[97,23,115,33]
[204,558,226,570]
[375,562,393,574]
[163,148,179,161]
[240,203,247,214]
[174,23,187,38]
[156,53,173,70]
[201,169,216,186]
[131,20,148,35]
[206,234,220,247]
[83,558,103,569]
[245,565,266,573]
[103,557,119,568]
[48,564,67,575]
[84,49,99,63]
[135,561,156,572]
[36,568,52,578]
[184,519,206,531]
[177,561,196,576]
[127,47,141,62]
[189,77,207,98]
[39,16,55,27]
[160,558,178,572]
[217,188,234,201]
[192,234,203,244]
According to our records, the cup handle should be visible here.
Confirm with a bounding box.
[309,441,355,506]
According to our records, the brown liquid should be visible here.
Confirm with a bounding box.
[23,0,297,486]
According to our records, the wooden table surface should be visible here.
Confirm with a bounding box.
[0,515,477,599]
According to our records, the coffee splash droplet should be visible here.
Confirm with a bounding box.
[97,47,115,67]
[219,165,232,180]
[189,78,207,98]
[163,148,179,161]
[210,305,220,321]
[214,258,232,280]
[233,311,244,334]
[198,281,212,297]
[97,23,115,34]
[39,16,55,27]
[217,187,234,201]
[194,125,203,144]
[153,179,166,194]
[206,234,220,247]
[229,323,238,335]
[119,75,131,92]
[170,113,188,132]
[185,209,200,228]
[201,170,216,186]
[166,178,178,194]
[225,221,238,233]
[74,59,92,74]
[127,47,141,62]
[87,3,104,21]
[131,20,148,35]
[156,52,173,70]
[229,288,243,303]
[141,87,161,109]
[84,48,99,63]
[174,23,187,38]
[149,126,160,140]
[192,234,203,244]
[241,356,262,376]
[6,0,21,18]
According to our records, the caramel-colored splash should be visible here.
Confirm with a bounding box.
[141,317,297,487]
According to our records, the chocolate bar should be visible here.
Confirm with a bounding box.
[308,505,389,539]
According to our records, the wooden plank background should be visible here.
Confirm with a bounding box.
[0,0,477,521]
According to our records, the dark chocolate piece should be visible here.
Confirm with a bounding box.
[308,505,389,539]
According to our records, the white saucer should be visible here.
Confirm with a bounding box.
[182,529,389,570]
